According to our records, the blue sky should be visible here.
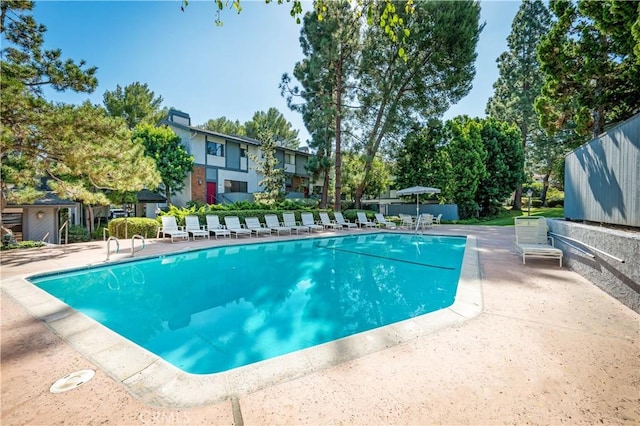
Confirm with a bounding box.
[33,0,522,144]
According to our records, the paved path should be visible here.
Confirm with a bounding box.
[1,226,638,424]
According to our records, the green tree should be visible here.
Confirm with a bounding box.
[249,129,285,204]
[353,0,482,208]
[245,107,300,150]
[474,118,524,216]
[103,82,167,130]
[1,1,159,227]
[281,0,361,210]
[341,151,390,203]
[485,0,552,210]
[535,0,640,138]
[199,116,246,136]
[132,124,194,205]
[188,0,414,58]
[445,116,487,219]
[394,120,450,202]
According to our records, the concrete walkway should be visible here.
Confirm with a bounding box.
[1,226,638,424]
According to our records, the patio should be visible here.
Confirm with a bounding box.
[1,225,638,424]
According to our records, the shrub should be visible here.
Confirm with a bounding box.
[0,240,47,250]
[547,198,564,207]
[92,225,108,241]
[531,199,543,208]
[108,218,159,239]
[67,224,90,243]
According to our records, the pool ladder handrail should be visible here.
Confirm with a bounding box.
[130,234,145,257]
[106,236,120,261]
[105,235,145,261]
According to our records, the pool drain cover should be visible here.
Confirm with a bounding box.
[50,369,95,393]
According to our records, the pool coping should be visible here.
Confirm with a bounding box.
[1,232,482,408]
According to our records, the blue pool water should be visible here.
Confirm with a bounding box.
[30,233,466,374]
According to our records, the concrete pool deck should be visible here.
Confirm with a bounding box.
[2,225,639,424]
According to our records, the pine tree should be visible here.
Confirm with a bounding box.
[486,0,552,210]
[250,129,285,205]
[535,0,640,138]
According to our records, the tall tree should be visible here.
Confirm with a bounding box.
[103,82,166,129]
[245,107,300,150]
[485,0,552,210]
[1,1,159,218]
[445,116,487,219]
[282,0,361,210]
[474,118,525,216]
[132,124,194,205]
[353,0,482,208]
[394,119,450,201]
[249,129,285,204]
[535,0,640,138]
[341,151,390,204]
[199,116,246,136]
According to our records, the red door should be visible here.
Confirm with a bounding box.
[207,182,217,204]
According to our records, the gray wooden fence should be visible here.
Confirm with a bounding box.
[564,113,640,227]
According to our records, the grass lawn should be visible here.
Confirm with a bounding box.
[452,207,564,226]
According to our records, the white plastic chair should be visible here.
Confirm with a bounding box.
[185,215,209,240]
[158,216,189,242]
[205,215,231,239]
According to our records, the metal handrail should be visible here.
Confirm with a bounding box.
[58,221,68,245]
[130,235,145,257]
[106,236,119,261]
[549,232,625,263]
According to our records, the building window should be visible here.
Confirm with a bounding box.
[224,180,247,193]
[240,146,247,157]
[207,142,224,157]
[285,153,295,165]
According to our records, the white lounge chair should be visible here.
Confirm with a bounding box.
[264,214,292,236]
[333,212,358,230]
[356,212,376,228]
[319,212,341,230]
[416,213,433,231]
[224,216,252,238]
[244,217,272,237]
[301,212,324,232]
[205,215,231,239]
[374,213,397,229]
[513,216,563,267]
[157,216,189,242]
[282,212,308,233]
[185,215,210,240]
[433,213,442,225]
[399,214,415,229]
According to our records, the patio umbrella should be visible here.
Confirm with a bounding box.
[396,186,441,216]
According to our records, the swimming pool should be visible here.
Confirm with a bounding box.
[30,233,466,375]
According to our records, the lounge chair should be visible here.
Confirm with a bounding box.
[224,216,252,238]
[433,213,442,225]
[205,215,231,239]
[185,215,210,240]
[416,213,433,230]
[264,214,292,236]
[319,212,341,230]
[356,212,376,228]
[399,214,414,229]
[157,216,189,242]
[282,212,308,233]
[513,216,563,267]
[301,212,324,232]
[374,213,397,229]
[244,217,272,237]
[333,211,358,230]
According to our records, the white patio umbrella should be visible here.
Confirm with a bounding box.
[396,186,441,216]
